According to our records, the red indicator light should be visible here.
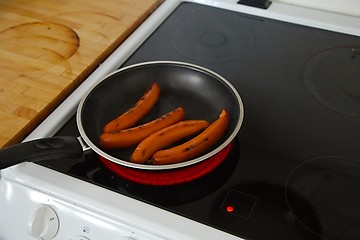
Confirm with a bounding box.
[226,205,234,213]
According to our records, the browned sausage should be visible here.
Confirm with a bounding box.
[99,107,185,149]
[130,120,210,164]
[152,109,229,165]
[103,83,160,133]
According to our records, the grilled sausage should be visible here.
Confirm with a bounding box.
[99,107,185,149]
[130,120,210,164]
[103,83,160,133]
[152,109,229,165]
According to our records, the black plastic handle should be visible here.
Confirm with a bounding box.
[0,136,84,170]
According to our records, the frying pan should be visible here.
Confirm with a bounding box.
[0,61,244,170]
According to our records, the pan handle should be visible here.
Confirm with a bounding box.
[0,137,83,170]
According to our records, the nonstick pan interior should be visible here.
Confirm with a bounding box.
[78,61,244,170]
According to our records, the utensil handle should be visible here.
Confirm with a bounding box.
[0,137,83,170]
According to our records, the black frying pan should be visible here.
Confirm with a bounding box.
[0,61,244,170]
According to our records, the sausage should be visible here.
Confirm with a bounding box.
[152,109,230,165]
[99,107,185,149]
[103,83,160,133]
[130,120,210,164]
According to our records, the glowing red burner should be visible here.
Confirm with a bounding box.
[99,141,234,186]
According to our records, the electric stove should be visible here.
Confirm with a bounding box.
[1,1,360,240]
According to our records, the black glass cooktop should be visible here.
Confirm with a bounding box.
[46,2,360,240]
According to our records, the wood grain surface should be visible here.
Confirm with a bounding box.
[0,0,163,147]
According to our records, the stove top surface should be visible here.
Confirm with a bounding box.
[41,2,360,239]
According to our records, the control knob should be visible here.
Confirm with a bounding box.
[69,236,90,240]
[27,205,59,240]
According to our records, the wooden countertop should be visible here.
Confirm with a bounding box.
[0,0,163,148]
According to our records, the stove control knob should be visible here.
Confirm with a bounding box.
[28,205,59,240]
[69,236,90,240]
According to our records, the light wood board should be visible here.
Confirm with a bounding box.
[0,0,163,147]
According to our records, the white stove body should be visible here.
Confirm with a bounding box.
[1,0,360,239]
[0,163,240,240]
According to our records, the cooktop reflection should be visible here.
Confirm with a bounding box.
[42,2,360,240]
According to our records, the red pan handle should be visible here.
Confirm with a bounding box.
[0,137,83,169]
